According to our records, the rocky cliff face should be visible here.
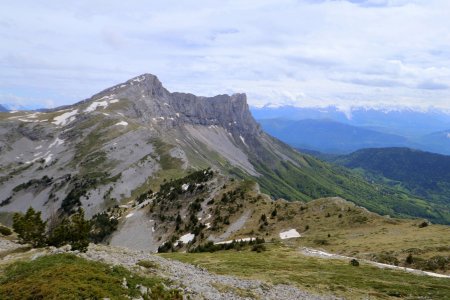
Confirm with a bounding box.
[85,74,260,136]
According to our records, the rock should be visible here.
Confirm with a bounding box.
[31,253,45,260]
[136,284,148,295]
[60,244,71,252]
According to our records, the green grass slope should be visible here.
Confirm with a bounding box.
[0,254,182,300]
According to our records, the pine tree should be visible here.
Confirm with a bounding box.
[69,208,91,252]
[47,217,71,247]
[12,207,46,247]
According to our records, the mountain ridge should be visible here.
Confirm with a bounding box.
[0,73,448,228]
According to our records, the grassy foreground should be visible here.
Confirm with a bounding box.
[0,254,182,300]
[161,244,450,299]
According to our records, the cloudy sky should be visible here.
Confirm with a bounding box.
[1,0,449,110]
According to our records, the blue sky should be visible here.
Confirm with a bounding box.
[1,0,449,111]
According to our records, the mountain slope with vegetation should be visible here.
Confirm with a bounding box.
[330,147,450,218]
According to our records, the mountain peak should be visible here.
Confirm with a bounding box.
[126,73,162,87]
[81,73,259,136]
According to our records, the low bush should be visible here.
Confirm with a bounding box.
[350,259,360,266]
[0,225,12,236]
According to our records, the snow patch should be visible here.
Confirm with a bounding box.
[279,229,301,239]
[53,109,78,126]
[181,183,189,191]
[239,135,248,147]
[205,222,211,229]
[44,154,53,164]
[35,145,42,150]
[133,76,145,82]
[125,213,134,218]
[49,138,64,149]
[85,101,108,113]
[98,95,114,101]
[110,99,119,104]
[178,233,195,244]
[18,118,37,123]
[115,121,128,126]
[26,151,51,164]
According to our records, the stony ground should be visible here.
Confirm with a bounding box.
[80,244,339,300]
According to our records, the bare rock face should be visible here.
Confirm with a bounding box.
[86,73,261,136]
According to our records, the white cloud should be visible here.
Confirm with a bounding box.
[0,0,449,110]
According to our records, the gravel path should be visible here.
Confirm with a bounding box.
[81,244,339,300]
[300,247,450,279]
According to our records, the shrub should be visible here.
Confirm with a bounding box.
[418,221,429,228]
[251,244,266,253]
[350,259,360,266]
[372,252,400,266]
[314,239,329,246]
[158,241,174,253]
[136,260,159,269]
[189,238,265,253]
[0,225,12,236]
[406,253,414,264]
[271,209,277,218]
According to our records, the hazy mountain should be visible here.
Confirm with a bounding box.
[251,105,450,138]
[258,118,413,154]
[0,104,8,112]
[0,74,447,232]
[418,130,450,155]
[330,147,450,215]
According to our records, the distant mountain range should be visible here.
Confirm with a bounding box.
[252,106,450,155]
[251,105,450,138]
[258,118,416,154]
[0,104,8,112]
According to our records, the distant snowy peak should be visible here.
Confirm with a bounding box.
[252,104,450,116]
